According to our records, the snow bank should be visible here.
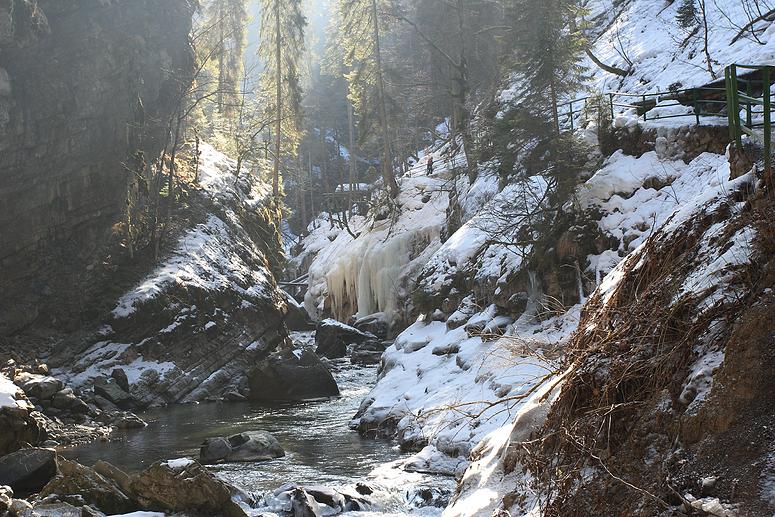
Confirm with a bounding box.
[585,0,775,96]
[0,373,21,408]
[354,302,578,477]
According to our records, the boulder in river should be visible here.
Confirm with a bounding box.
[291,487,323,517]
[248,348,339,401]
[0,447,57,497]
[283,291,315,331]
[38,458,137,515]
[93,377,134,410]
[350,340,387,365]
[353,313,389,340]
[200,431,285,463]
[130,458,247,517]
[315,319,377,359]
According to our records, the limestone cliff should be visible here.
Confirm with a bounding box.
[0,0,195,335]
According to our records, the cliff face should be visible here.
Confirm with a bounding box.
[0,0,195,335]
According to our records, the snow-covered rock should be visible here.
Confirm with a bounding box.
[54,143,291,407]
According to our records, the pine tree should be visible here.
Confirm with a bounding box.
[336,0,400,198]
[506,0,587,136]
[202,0,249,116]
[259,0,307,198]
[676,0,698,28]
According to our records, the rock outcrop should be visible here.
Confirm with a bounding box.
[248,348,340,401]
[0,0,195,335]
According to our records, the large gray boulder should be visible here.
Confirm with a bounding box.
[93,378,134,410]
[13,372,63,400]
[38,458,137,515]
[283,291,315,331]
[350,341,388,366]
[0,448,57,496]
[315,319,377,359]
[248,349,339,401]
[130,459,248,517]
[200,431,284,463]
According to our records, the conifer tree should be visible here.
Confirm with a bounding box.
[676,0,698,28]
[506,0,587,136]
[202,0,249,116]
[336,0,400,198]
[259,0,307,198]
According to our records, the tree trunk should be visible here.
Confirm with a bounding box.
[549,76,560,135]
[371,0,399,198]
[347,101,356,216]
[273,0,282,198]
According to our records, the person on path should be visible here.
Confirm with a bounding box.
[426,156,434,176]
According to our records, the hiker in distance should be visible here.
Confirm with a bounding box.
[426,155,434,175]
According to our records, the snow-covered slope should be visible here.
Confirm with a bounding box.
[55,143,290,407]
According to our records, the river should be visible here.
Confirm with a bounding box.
[62,359,455,515]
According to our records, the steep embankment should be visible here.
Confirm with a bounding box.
[53,143,293,408]
[0,0,194,335]
[290,1,775,515]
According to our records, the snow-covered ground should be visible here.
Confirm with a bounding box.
[0,372,21,408]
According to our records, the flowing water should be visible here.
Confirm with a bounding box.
[62,360,455,515]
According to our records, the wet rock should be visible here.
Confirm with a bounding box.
[200,432,284,463]
[92,461,133,496]
[304,485,345,510]
[0,485,11,514]
[200,436,232,463]
[224,391,247,402]
[0,447,57,497]
[353,313,389,340]
[406,486,451,509]
[93,378,134,410]
[283,291,315,331]
[315,319,377,359]
[14,372,63,400]
[29,501,82,516]
[0,402,47,455]
[39,458,137,515]
[350,340,387,365]
[113,412,147,429]
[110,369,130,393]
[130,459,247,516]
[291,488,322,517]
[248,349,339,401]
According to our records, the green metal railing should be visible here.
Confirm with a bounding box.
[558,64,774,175]
[725,64,773,175]
[558,87,727,131]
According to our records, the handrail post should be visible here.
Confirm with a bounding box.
[693,88,700,125]
[569,101,574,131]
[609,92,614,120]
[730,64,743,150]
[725,67,736,142]
[745,77,752,127]
[642,95,647,121]
[764,66,771,179]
